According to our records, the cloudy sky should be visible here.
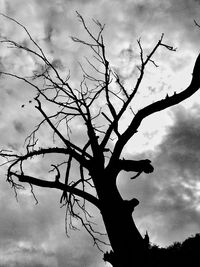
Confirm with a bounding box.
[1,0,200,266]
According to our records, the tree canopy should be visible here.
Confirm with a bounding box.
[1,12,200,267]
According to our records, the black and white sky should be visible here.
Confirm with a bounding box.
[1,0,200,266]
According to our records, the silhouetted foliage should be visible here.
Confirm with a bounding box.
[147,233,200,267]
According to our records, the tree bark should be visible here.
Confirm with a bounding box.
[102,198,147,267]
[97,175,147,267]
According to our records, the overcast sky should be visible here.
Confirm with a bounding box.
[1,0,200,266]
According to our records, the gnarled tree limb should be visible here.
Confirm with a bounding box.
[10,172,101,210]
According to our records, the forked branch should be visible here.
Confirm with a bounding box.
[112,53,200,160]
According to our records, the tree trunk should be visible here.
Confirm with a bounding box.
[96,176,148,267]
[102,204,147,267]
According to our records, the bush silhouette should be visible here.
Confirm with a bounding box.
[148,233,200,266]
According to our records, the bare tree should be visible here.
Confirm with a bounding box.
[0,13,200,267]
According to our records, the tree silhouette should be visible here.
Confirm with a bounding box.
[0,13,200,267]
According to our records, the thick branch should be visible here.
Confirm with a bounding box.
[10,172,101,210]
[118,159,154,174]
[113,53,200,159]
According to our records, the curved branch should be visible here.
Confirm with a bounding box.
[10,172,101,210]
[113,53,200,159]
[1,147,90,174]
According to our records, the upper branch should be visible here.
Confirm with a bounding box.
[0,13,67,86]
[34,97,92,161]
[112,53,200,159]
[100,34,176,149]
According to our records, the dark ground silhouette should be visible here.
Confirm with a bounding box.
[147,233,200,266]
[103,233,200,266]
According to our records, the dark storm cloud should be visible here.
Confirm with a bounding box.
[151,106,200,231]
[118,104,200,245]
[136,105,200,244]
[158,105,200,177]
